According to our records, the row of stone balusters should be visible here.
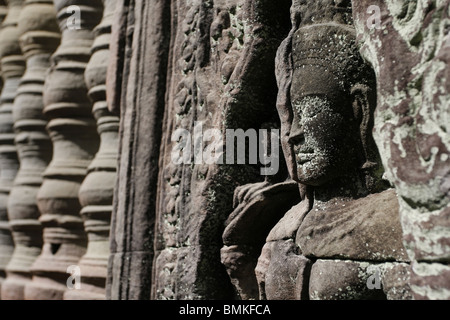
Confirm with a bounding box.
[0,0,118,300]
[0,0,8,298]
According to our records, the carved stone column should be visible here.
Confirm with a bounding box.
[1,0,60,300]
[0,0,25,298]
[64,0,117,300]
[24,0,102,300]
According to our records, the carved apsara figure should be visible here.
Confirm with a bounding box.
[222,0,411,300]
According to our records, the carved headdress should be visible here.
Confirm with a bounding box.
[291,24,373,102]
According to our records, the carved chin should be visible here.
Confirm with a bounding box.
[296,169,327,186]
[295,155,334,186]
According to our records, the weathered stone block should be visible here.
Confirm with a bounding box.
[309,259,413,300]
[309,259,385,300]
[263,240,311,300]
[220,245,259,300]
[382,263,412,300]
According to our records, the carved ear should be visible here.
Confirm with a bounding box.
[351,84,377,169]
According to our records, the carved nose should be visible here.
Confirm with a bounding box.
[289,116,304,145]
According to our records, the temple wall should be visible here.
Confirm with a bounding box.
[0,0,447,300]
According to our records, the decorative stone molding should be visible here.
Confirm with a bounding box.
[1,0,60,300]
[24,0,102,300]
[106,0,171,300]
[0,0,25,299]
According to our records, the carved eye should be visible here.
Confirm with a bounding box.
[303,104,321,118]
[292,101,303,122]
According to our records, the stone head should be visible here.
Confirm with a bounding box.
[276,22,380,191]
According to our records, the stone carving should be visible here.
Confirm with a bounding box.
[24,0,102,300]
[223,0,411,300]
[0,0,445,301]
[65,0,118,300]
[221,181,300,299]
[351,0,450,299]
[268,0,411,300]
[0,0,25,299]
[1,0,60,300]
[151,0,291,300]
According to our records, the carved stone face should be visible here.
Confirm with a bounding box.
[288,81,359,186]
[289,55,360,186]
[281,22,374,187]
[276,23,378,188]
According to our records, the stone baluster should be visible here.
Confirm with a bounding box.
[0,0,8,299]
[0,0,25,299]
[0,0,6,48]
[0,0,5,94]
[64,0,118,300]
[0,0,6,123]
[0,0,6,25]
[1,0,60,300]
[0,0,9,299]
[24,0,102,300]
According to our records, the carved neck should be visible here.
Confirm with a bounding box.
[312,169,374,204]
